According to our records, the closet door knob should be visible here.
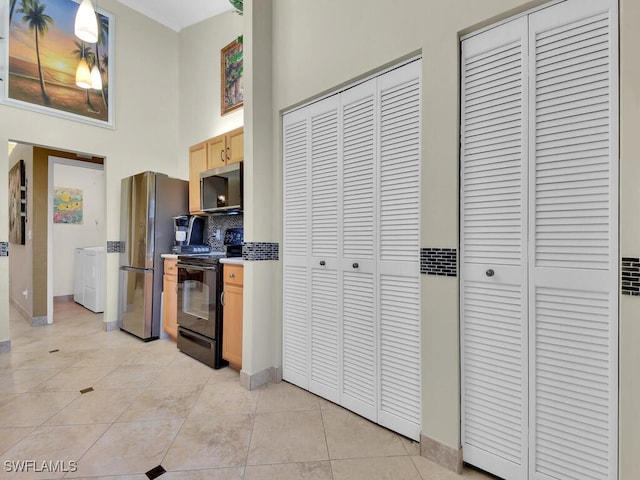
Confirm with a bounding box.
[486,269,495,277]
[319,260,326,266]
[352,263,359,269]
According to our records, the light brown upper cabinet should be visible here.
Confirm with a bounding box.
[206,135,226,170]
[189,126,244,213]
[207,126,244,169]
[225,127,244,165]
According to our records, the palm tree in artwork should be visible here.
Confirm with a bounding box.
[9,0,18,24]
[72,41,97,111]
[94,12,109,108]
[17,0,54,105]
[100,53,109,102]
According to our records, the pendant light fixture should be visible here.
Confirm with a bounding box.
[75,57,92,89]
[90,64,102,90]
[74,0,98,44]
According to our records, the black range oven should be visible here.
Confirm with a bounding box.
[176,255,227,369]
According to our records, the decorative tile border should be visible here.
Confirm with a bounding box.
[0,242,8,257]
[107,241,125,253]
[421,248,457,277]
[243,242,279,261]
[622,257,640,296]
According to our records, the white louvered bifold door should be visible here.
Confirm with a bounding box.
[340,78,378,422]
[528,1,618,479]
[282,108,311,388]
[376,61,422,440]
[283,59,422,442]
[461,1,618,479]
[309,96,342,403]
[460,18,529,480]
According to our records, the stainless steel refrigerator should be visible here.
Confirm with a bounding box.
[118,172,188,340]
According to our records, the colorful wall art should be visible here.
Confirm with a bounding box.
[8,159,27,245]
[221,37,243,115]
[54,187,83,224]
[5,0,114,127]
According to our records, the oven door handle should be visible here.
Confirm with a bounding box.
[177,263,215,272]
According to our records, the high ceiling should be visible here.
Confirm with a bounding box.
[116,0,236,32]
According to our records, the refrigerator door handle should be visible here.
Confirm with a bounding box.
[120,265,150,272]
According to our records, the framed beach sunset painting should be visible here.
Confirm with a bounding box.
[3,0,114,127]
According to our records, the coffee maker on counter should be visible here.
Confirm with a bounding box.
[172,215,210,254]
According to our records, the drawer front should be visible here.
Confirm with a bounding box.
[224,264,243,286]
[164,258,178,276]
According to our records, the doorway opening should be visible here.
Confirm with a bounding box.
[8,141,105,327]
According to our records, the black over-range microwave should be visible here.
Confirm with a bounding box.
[200,162,243,213]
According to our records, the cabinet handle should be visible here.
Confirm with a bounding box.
[220,149,225,163]
[352,263,359,269]
[319,261,326,266]
[220,291,225,306]
[486,269,495,277]
[227,147,231,160]
[229,273,236,279]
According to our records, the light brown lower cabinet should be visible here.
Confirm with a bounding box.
[222,264,243,370]
[163,258,178,340]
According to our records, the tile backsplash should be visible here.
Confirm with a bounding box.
[206,214,244,252]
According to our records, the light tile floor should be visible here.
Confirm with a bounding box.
[0,300,496,480]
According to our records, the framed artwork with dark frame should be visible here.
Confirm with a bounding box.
[221,37,243,116]
[9,160,26,245]
[3,0,114,128]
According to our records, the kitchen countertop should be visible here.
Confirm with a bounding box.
[219,257,244,265]
[161,253,178,259]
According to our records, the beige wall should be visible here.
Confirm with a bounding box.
[8,145,34,320]
[264,0,639,477]
[52,162,105,297]
[618,0,640,476]
[268,0,540,450]
[1,4,246,337]
[1,0,638,476]
[177,12,244,180]
[242,0,281,378]
[0,0,181,338]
